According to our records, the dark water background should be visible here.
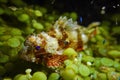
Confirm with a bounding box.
[24,0,120,26]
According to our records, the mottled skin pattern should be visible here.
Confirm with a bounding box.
[20,17,98,68]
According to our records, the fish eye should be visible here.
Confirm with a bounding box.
[64,40,69,45]
[35,46,41,50]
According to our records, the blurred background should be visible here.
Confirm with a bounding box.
[24,0,120,26]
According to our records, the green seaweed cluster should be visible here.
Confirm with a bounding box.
[0,0,120,80]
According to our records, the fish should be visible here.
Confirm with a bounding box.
[20,16,97,68]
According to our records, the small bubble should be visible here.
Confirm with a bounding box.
[117,4,120,7]
[102,6,106,10]
[90,0,94,4]
[51,0,55,4]
[115,18,118,25]
[101,6,106,14]
[113,6,116,8]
